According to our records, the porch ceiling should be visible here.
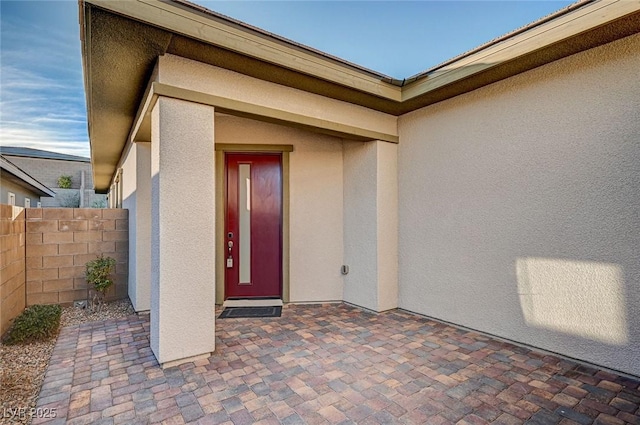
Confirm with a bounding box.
[80,0,640,192]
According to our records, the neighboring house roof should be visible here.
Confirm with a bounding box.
[0,155,56,197]
[80,0,640,191]
[0,146,90,163]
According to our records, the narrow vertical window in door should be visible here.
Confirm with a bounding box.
[225,153,282,299]
[238,164,251,284]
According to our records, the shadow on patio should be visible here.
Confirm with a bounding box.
[33,304,640,425]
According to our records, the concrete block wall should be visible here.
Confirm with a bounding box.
[25,208,128,306]
[1,205,26,336]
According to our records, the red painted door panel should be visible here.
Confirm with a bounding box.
[225,153,282,298]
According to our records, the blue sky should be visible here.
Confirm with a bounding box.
[1,1,573,157]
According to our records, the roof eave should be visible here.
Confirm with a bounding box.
[84,0,402,102]
[401,0,640,102]
[0,156,56,197]
[80,0,640,192]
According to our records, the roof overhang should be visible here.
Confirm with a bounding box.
[0,147,90,162]
[80,0,640,192]
[0,156,56,197]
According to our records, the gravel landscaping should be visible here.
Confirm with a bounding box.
[0,299,135,425]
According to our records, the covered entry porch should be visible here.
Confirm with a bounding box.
[88,8,399,366]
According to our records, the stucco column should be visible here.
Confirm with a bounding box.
[127,143,151,312]
[150,97,216,367]
[343,140,398,312]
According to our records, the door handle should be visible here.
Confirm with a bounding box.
[227,240,234,268]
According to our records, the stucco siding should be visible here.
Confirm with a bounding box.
[122,146,138,308]
[343,141,398,312]
[120,147,141,311]
[376,141,399,312]
[397,34,640,376]
[121,143,151,312]
[151,97,216,365]
[343,142,378,310]
[136,144,151,312]
[215,115,344,303]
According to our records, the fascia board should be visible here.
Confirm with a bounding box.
[402,0,640,101]
[0,157,56,197]
[79,1,101,194]
[84,0,402,102]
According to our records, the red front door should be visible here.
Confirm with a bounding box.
[225,153,282,299]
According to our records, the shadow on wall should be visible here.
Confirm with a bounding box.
[516,257,628,346]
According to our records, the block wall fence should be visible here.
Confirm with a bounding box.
[0,206,128,336]
[1,205,26,335]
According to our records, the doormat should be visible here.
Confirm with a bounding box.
[218,306,282,319]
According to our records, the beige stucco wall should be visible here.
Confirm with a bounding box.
[0,178,41,208]
[343,142,377,310]
[397,33,640,376]
[156,54,397,139]
[122,143,151,311]
[122,146,137,306]
[376,141,399,311]
[215,115,344,303]
[343,141,398,312]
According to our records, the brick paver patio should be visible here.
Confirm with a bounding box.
[33,304,639,424]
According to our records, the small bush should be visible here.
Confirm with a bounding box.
[57,175,72,189]
[4,305,62,345]
[86,255,116,312]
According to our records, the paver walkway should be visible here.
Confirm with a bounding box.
[34,304,639,425]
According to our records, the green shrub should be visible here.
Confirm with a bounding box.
[4,305,62,344]
[57,175,72,189]
[86,255,116,311]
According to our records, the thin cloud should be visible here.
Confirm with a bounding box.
[1,128,89,157]
[32,117,87,125]
[1,66,79,92]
